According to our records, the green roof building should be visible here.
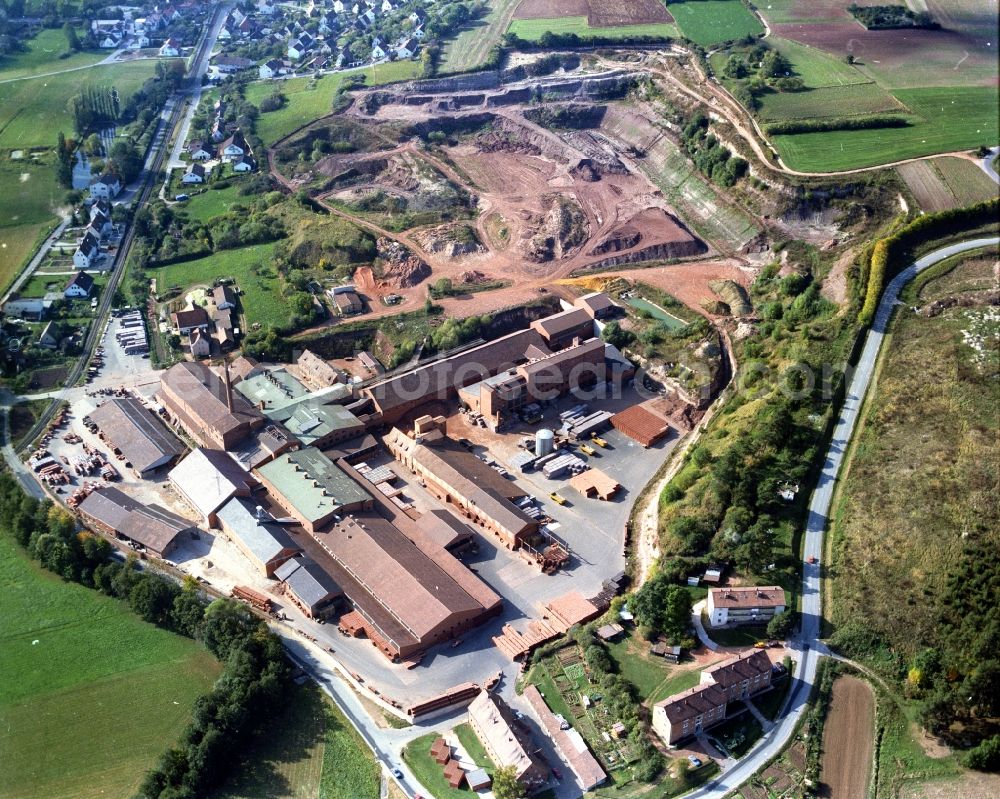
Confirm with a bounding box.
[256,447,373,532]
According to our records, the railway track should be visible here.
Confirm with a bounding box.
[11,6,226,455]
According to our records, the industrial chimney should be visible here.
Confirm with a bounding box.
[223,360,234,413]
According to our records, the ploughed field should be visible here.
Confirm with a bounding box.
[819,676,875,799]
[509,0,679,40]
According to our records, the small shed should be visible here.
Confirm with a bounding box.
[611,721,627,739]
[430,737,451,765]
[596,623,625,642]
[443,758,465,789]
[650,640,682,663]
[466,767,491,791]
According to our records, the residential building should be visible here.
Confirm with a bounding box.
[74,232,100,270]
[395,37,417,59]
[706,586,786,627]
[64,271,95,298]
[232,154,255,173]
[255,447,373,532]
[159,37,181,56]
[168,447,258,526]
[3,297,54,321]
[220,130,249,161]
[181,162,206,184]
[38,321,63,349]
[78,486,198,559]
[172,307,210,334]
[217,497,301,576]
[188,140,213,160]
[89,398,186,475]
[157,361,266,449]
[652,649,773,745]
[468,692,548,791]
[259,58,283,79]
[189,327,211,357]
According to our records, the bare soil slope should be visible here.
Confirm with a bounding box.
[820,675,875,799]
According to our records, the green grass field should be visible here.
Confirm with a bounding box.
[758,83,906,121]
[0,532,221,799]
[766,37,873,88]
[507,16,679,42]
[404,733,484,799]
[670,0,764,47]
[151,242,293,329]
[0,154,64,292]
[453,723,495,771]
[0,61,161,149]
[211,683,379,799]
[180,183,251,222]
[0,27,105,82]
[932,156,1000,207]
[247,61,421,146]
[771,86,999,171]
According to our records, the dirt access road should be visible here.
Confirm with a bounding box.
[819,675,875,798]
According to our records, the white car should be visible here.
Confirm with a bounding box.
[688,755,703,768]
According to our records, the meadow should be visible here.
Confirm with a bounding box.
[180,183,250,222]
[669,0,764,47]
[0,154,64,291]
[212,683,379,799]
[151,242,292,330]
[0,61,161,149]
[757,83,905,122]
[0,532,221,799]
[0,27,104,82]
[246,61,421,146]
[507,16,678,41]
[770,86,999,171]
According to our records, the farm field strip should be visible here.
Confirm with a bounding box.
[766,37,876,88]
[819,675,875,799]
[443,0,521,72]
[669,0,764,47]
[770,86,998,171]
[507,16,678,41]
[0,222,53,295]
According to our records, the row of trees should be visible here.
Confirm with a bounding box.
[0,472,293,796]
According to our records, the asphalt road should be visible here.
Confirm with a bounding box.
[685,235,1000,798]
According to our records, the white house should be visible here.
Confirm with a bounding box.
[132,33,150,48]
[181,163,207,184]
[64,271,95,299]
[288,38,309,59]
[188,140,213,160]
[380,0,395,12]
[396,37,417,59]
[412,26,425,40]
[90,210,113,237]
[232,155,255,173]
[370,36,386,60]
[89,173,121,200]
[159,38,181,57]
[706,586,786,628]
[74,233,100,270]
[333,0,346,12]
[408,9,426,26]
[100,34,121,48]
[217,26,233,41]
[259,58,283,79]
[220,131,249,162]
[189,327,211,358]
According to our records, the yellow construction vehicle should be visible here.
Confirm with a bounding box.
[549,492,567,506]
[591,435,609,448]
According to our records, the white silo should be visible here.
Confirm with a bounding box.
[535,428,555,458]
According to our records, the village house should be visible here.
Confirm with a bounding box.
[64,271,95,299]
[159,37,181,56]
[89,173,122,200]
[74,232,100,270]
[181,162,206,184]
[220,130,249,162]
[706,586,786,627]
[172,307,210,335]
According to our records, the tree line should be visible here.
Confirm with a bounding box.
[0,472,293,797]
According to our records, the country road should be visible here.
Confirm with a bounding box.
[684,235,1000,798]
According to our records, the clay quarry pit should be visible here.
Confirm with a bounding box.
[269,62,766,319]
